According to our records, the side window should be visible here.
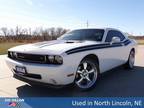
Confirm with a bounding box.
[117,31,125,41]
[105,30,125,42]
[105,30,115,42]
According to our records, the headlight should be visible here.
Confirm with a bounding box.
[9,52,13,57]
[47,55,63,64]
[8,51,17,58]
[48,55,55,62]
[13,52,17,58]
[54,55,63,64]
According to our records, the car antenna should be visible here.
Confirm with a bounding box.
[86,20,89,28]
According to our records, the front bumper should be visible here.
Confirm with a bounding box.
[13,74,64,88]
[6,57,76,85]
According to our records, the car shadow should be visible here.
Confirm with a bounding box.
[17,66,144,97]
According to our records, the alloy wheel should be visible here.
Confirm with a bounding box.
[75,61,98,89]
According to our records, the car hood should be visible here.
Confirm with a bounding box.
[8,40,101,55]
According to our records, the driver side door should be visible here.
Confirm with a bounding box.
[100,30,126,72]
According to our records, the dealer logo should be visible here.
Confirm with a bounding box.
[8,102,21,108]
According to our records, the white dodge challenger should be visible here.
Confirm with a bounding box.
[6,28,137,90]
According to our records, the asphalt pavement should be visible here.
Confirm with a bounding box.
[0,45,144,97]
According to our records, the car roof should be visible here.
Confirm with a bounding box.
[73,28,121,32]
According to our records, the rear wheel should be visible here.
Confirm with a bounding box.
[75,58,99,90]
[125,50,135,69]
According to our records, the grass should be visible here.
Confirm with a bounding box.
[136,39,144,45]
[0,42,25,55]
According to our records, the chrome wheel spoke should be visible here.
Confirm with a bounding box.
[86,76,91,82]
[88,69,95,73]
[83,62,87,70]
[77,70,83,74]
[77,77,84,84]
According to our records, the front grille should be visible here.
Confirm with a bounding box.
[8,52,47,64]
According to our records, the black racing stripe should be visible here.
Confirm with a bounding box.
[124,39,129,43]
[66,39,131,55]
[66,43,122,54]
[123,40,129,43]
[66,44,110,54]
[124,40,131,45]
[123,39,131,45]
[111,42,122,46]
[66,43,110,53]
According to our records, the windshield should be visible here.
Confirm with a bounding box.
[59,29,104,41]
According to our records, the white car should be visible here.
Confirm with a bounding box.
[6,28,137,90]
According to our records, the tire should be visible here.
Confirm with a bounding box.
[74,58,99,91]
[125,50,135,69]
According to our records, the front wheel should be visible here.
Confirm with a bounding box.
[75,58,99,91]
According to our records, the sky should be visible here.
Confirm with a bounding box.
[0,0,144,35]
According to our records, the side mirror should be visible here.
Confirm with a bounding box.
[111,37,121,43]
